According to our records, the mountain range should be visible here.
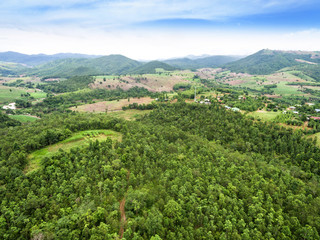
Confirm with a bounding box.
[0,49,320,79]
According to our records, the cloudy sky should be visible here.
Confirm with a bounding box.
[0,0,319,59]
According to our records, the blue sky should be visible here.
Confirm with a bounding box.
[0,0,319,59]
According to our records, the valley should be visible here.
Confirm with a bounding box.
[1,49,320,239]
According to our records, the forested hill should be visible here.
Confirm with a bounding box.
[27,55,142,77]
[0,51,100,66]
[164,55,243,70]
[1,103,320,239]
[224,49,320,75]
[129,61,178,74]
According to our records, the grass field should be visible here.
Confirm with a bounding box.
[108,109,152,120]
[247,111,281,121]
[8,115,39,122]
[0,85,46,104]
[272,81,302,96]
[70,97,154,113]
[25,129,122,174]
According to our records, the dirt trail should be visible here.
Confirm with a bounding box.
[119,198,126,239]
[119,170,130,239]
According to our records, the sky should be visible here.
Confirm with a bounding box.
[0,0,320,60]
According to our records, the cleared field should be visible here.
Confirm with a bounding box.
[247,111,280,121]
[71,97,154,113]
[8,115,39,122]
[25,129,122,174]
[92,71,195,92]
[108,109,152,120]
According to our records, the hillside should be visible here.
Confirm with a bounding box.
[0,51,99,66]
[28,55,142,77]
[0,111,21,128]
[0,61,28,76]
[129,60,177,74]
[224,49,320,75]
[164,55,243,69]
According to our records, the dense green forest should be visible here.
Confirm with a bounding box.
[1,103,320,239]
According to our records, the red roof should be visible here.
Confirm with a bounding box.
[310,117,320,120]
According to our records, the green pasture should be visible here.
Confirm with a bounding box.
[8,115,39,123]
[0,85,46,104]
[247,111,281,121]
[273,81,301,96]
[108,109,152,120]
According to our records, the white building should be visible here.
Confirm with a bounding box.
[2,103,16,110]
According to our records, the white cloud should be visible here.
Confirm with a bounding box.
[0,0,319,58]
[0,27,319,59]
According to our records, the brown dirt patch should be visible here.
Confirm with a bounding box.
[71,97,154,113]
[264,94,282,98]
[228,79,247,86]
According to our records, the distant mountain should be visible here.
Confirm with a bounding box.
[129,61,177,74]
[164,55,243,70]
[224,49,320,75]
[0,51,100,66]
[28,55,142,77]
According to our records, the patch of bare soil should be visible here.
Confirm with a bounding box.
[119,198,126,239]
[228,79,247,86]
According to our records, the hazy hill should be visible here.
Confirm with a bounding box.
[0,61,28,76]
[164,55,243,69]
[129,60,177,74]
[224,49,320,75]
[28,55,142,77]
[0,51,100,66]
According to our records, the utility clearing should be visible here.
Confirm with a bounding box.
[25,129,122,174]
